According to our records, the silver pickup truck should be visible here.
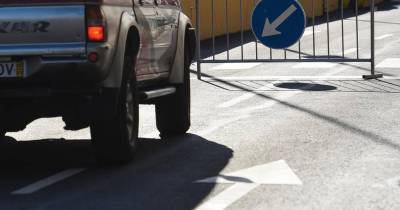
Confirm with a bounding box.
[0,0,196,164]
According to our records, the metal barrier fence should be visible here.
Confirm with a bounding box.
[195,0,383,80]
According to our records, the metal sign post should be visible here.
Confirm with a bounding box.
[195,0,201,80]
[363,0,383,79]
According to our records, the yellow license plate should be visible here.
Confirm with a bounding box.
[0,61,25,78]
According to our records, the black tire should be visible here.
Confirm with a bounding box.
[155,36,191,137]
[0,131,5,140]
[90,55,139,165]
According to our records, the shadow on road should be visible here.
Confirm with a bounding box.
[195,70,400,153]
[0,137,95,169]
[0,134,233,210]
[200,76,400,93]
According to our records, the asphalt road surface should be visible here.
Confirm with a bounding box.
[1,1,400,210]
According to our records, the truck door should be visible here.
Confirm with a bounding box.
[153,0,180,73]
[133,0,159,76]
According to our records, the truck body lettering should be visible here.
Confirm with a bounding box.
[0,21,50,33]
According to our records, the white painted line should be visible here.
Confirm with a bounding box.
[212,63,262,70]
[217,83,275,108]
[343,48,358,55]
[377,58,400,68]
[293,62,337,69]
[195,160,302,210]
[215,65,353,109]
[193,67,368,140]
[303,29,321,37]
[12,168,86,195]
[375,34,393,40]
[197,116,248,137]
[217,92,257,108]
[202,91,300,136]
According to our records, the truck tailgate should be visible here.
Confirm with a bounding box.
[0,5,86,56]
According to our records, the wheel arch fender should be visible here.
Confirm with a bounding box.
[169,13,196,84]
[100,11,141,88]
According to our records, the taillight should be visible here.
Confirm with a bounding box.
[86,5,106,42]
[88,26,104,42]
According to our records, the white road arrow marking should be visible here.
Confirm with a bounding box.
[194,160,302,210]
[262,5,297,37]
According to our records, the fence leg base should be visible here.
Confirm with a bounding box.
[362,74,383,80]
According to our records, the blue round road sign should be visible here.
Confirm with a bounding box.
[251,0,306,49]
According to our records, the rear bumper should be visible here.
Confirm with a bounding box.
[0,42,115,91]
[0,43,86,57]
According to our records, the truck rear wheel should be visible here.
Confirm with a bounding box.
[0,131,5,140]
[155,39,191,137]
[90,56,139,165]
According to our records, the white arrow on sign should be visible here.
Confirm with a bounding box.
[194,160,302,210]
[262,4,297,37]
